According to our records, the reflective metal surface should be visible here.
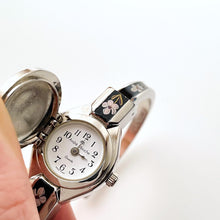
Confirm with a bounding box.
[34,112,119,191]
[28,80,155,220]
[1,69,155,220]
[0,69,61,147]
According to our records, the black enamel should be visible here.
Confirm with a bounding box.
[119,82,147,100]
[33,178,54,212]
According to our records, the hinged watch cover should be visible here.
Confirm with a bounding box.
[0,69,62,147]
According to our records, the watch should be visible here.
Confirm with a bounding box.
[1,69,155,220]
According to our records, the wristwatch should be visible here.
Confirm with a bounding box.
[1,69,155,220]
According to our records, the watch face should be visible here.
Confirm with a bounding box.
[44,120,105,181]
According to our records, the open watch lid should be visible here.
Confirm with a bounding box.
[0,69,62,147]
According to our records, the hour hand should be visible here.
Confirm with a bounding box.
[79,154,87,161]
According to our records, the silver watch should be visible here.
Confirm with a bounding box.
[1,69,155,220]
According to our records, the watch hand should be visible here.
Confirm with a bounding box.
[71,147,87,160]
[78,153,87,161]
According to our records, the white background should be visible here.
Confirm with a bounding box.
[0,1,220,220]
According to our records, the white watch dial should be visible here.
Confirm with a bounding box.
[44,121,105,181]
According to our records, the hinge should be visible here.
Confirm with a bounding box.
[34,114,63,147]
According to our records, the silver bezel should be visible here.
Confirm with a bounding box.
[43,120,106,182]
[36,112,119,190]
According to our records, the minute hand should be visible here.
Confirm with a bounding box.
[77,141,88,160]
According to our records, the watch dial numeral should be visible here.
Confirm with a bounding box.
[64,131,72,139]
[88,160,94,167]
[69,168,75,175]
[59,164,66,172]
[80,167,86,173]
[54,155,61,163]
[52,145,59,152]
[83,132,91,140]
[56,136,62,143]
[92,151,98,158]
[91,142,96,147]
[74,129,81,136]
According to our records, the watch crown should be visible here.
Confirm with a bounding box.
[106,173,118,187]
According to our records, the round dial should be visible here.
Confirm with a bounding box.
[44,120,105,181]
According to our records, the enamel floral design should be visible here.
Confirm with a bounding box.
[33,187,47,207]
[102,100,119,115]
[131,84,144,93]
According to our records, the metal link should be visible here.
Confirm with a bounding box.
[56,114,63,124]
[39,132,48,141]
[50,119,59,127]
[34,138,42,147]
[43,125,53,136]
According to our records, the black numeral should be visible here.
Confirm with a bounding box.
[88,160,94,167]
[91,142,96,147]
[69,168,75,175]
[80,167,86,173]
[56,136,62,143]
[64,131,72,139]
[74,130,81,136]
[83,132,91,140]
[59,164,66,172]
[54,155,61,163]
[52,145,59,152]
[92,151,98,158]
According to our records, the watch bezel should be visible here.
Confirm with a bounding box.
[43,120,106,182]
[36,113,117,190]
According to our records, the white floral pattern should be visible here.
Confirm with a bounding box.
[102,100,119,115]
[33,187,47,207]
[131,84,144,93]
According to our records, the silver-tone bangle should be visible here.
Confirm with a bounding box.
[91,81,155,156]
